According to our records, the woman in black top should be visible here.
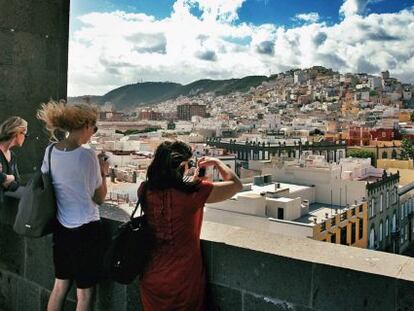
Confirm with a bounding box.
[0,116,28,223]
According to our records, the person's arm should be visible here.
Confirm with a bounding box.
[197,157,243,204]
[1,173,16,189]
[93,155,109,205]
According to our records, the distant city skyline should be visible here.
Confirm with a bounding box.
[68,0,414,96]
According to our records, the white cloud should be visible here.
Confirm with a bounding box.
[294,12,320,23]
[68,2,414,96]
[339,0,375,18]
[173,0,246,23]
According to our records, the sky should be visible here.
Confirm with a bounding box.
[68,0,414,96]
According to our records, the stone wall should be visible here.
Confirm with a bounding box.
[0,0,69,175]
[0,204,414,311]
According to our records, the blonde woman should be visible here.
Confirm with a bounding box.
[37,101,109,311]
[0,116,28,221]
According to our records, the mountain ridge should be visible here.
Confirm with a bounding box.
[68,75,269,110]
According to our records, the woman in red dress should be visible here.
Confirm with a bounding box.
[140,141,242,311]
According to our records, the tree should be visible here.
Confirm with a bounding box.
[347,149,375,165]
[401,138,414,161]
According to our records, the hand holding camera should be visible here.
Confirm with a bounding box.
[98,151,110,177]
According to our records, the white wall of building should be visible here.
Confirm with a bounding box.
[266,197,302,220]
[206,193,267,216]
[262,165,367,206]
[204,208,313,238]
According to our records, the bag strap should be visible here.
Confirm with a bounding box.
[47,144,56,180]
[131,182,147,220]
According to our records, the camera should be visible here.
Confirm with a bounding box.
[198,167,206,177]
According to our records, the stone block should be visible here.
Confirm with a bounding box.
[207,283,241,311]
[0,224,25,275]
[24,235,55,290]
[210,243,313,306]
[62,299,77,311]
[0,0,69,174]
[0,31,13,65]
[95,279,127,311]
[396,279,414,311]
[39,288,50,310]
[0,0,32,33]
[311,263,396,311]
[201,240,213,280]
[244,292,314,311]
[0,271,18,310]
[30,0,61,37]
[126,281,143,311]
[45,38,61,71]
[16,277,41,311]
[0,0,65,36]
[12,32,46,69]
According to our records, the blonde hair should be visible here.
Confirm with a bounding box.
[37,100,98,140]
[0,116,28,142]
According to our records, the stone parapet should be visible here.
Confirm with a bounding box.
[0,203,413,310]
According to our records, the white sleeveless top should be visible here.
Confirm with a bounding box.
[41,144,102,228]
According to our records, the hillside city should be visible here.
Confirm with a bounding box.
[74,66,414,256]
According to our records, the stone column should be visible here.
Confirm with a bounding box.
[0,0,70,175]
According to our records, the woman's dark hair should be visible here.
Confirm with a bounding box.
[146,140,200,192]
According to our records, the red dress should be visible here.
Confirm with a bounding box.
[140,180,213,311]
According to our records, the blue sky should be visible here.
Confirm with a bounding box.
[68,0,414,96]
[71,0,413,30]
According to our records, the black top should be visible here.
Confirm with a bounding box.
[0,149,20,225]
[0,149,20,192]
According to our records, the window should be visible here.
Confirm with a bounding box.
[401,204,404,220]
[392,213,397,232]
[370,198,375,217]
[340,227,347,245]
[386,191,390,209]
[331,233,336,243]
[379,222,383,242]
[401,227,405,244]
[369,227,375,249]
[385,218,389,237]
[351,222,356,244]
[405,224,408,241]
[380,194,383,212]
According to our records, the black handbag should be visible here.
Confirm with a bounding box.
[13,144,57,237]
[103,182,155,284]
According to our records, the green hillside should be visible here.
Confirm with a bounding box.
[68,75,270,110]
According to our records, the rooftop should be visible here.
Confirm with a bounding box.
[295,202,345,225]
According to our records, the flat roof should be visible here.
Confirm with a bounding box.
[294,202,346,225]
[235,182,312,200]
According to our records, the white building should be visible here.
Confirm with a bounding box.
[259,156,384,207]
[368,76,382,90]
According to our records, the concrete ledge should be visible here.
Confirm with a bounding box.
[100,203,414,282]
[200,220,414,282]
[0,203,413,310]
